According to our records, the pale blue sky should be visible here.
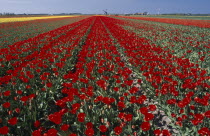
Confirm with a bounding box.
[0,0,209,14]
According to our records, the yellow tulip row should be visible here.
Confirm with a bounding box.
[0,15,78,23]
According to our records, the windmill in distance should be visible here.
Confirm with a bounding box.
[103,9,108,15]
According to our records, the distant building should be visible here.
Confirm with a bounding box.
[134,13,144,15]
[134,12,148,15]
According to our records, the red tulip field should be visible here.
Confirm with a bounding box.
[0,15,210,136]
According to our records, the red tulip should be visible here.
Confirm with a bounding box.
[99,125,107,133]
[114,126,122,135]
[140,122,150,131]
[8,117,17,125]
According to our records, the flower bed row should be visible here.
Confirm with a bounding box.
[0,16,95,135]
[0,17,92,78]
[117,16,210,28]
[0,16,89,48]
[113,16,210,73]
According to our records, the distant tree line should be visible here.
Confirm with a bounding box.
[0,12,15,16]
[124,12,148,16]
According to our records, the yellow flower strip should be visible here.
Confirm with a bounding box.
[0,16,78,23]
